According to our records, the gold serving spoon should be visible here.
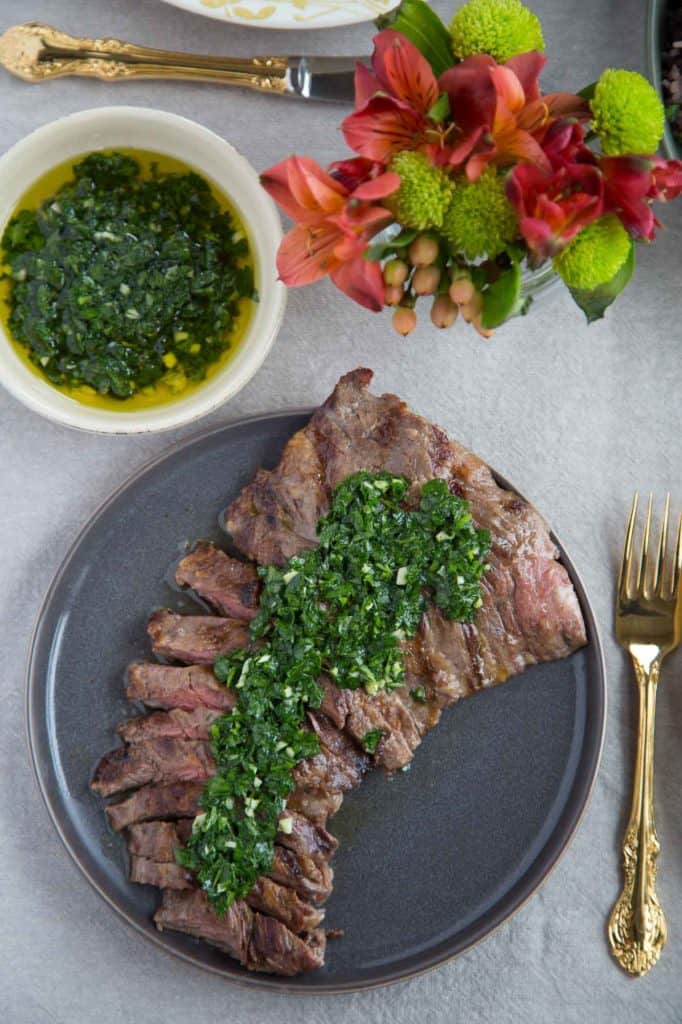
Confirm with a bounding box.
[0,22,360,103]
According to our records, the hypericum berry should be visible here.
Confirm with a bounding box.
[431,295,459,328]
[449,273,475,305]
[383,258,409,286]
[392,306,417,335]
[472,319,494,339]
[408,234,440,267]
[459,291,483,323]
[412,266,441,295]
[384,284,405,306]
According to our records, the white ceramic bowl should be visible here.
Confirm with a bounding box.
[0,107,286,433]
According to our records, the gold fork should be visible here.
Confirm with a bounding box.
[608,494,682,976]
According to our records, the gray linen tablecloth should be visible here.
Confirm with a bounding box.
[1,1,681,1020]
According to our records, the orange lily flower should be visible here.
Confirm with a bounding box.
[260,155,399,310]
[439,52,589,180]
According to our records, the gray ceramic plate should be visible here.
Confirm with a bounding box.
[26,412,606,993]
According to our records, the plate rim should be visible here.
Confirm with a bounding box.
[25,408,607,994]
[156,0,399,31]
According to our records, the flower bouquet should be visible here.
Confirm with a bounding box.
[261,0,682,336]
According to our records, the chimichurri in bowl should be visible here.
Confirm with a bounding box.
[0,108,286,433]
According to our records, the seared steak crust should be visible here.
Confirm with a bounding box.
[176,543,261,620]
[147,611,249,665]
[130,856,194,890]
[117,706,221,743]
[154,890,326,975]
[105,782,205,832]
[92,738,215,797]
[127,662,237,712]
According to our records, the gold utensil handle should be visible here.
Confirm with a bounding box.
[0,23,288,94]
[608,647,667,976]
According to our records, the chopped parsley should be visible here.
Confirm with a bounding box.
[361,728,385,754]
[177,471,490,912]
[1,152,254,398]
[410,686,427,703]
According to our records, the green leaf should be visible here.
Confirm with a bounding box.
[364,242,393,261]
[666,103,680,123]
[578,82,596,102]
[480,262,525,329]
[567,238,635,324]
[391,228,419,248]
[363,229,417,262]
[376,0,456,78]
[428,92,450,123]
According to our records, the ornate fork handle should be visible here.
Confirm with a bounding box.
[0,23,288,93]
[608,646,667,976]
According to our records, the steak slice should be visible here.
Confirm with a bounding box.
[106,782,204,831]
[286,788,343,827]
[130,857,194,890]
[277,811,338,866]
[176,543,261,620]
[155,889,253,964]
[126,820,186,860]
[247,877,324,933]
[248,913,327,976]
[117,707,221,743]
[147,611,249,665]
[127,663,236,712]
[92,738,215,797]
[154,890,326,975]
[269,845,333,905]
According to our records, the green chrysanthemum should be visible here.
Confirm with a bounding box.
[442,168,518,260]
[590,68,665,156]
[450,0,544,63]
[387,152,454,231]
[553,215,631,290]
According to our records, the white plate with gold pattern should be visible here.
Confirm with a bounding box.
[158,0,399,29]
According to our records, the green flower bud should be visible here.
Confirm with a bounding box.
[387,152,453,231]
[442,168,518,260]
[590,68,665,156]
[450,0,544,63]
[553,215,631,290]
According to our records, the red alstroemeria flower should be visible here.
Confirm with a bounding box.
[649,156,682,201]
[260,155,399,311]
[439,52,589,180]
[507,161,604,262]
[600,156,659,240]
[600,155,682,241]
[327,156,388,192]
[341,30,440,163]
[540,118,594,171]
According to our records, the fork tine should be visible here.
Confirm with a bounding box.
[673,512,682,598]
[636,493,653,594]
[654,494,671,595]
[619,493,638,600]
